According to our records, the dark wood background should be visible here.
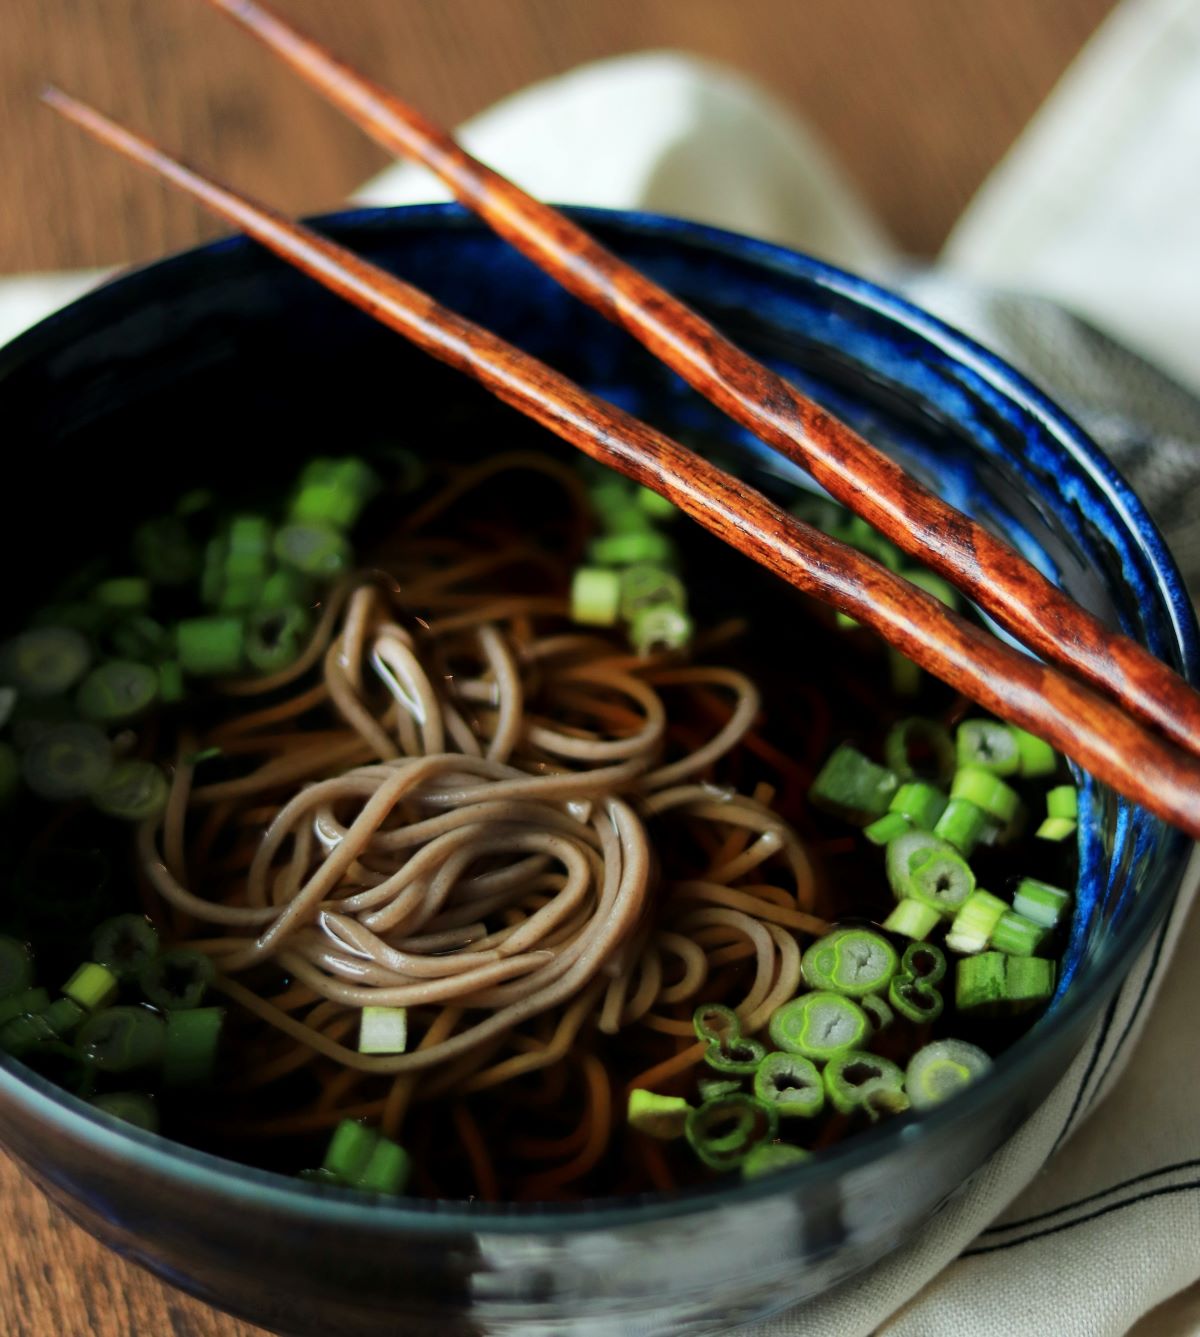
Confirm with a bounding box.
[10,2,1186,1335]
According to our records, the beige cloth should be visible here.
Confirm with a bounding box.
[3,1,1199,1332]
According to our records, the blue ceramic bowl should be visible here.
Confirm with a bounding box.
[0,205,1195,1336]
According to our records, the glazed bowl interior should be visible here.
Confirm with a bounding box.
[0,205,1195,1335]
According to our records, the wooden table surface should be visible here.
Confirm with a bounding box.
[3,1,1182,1334]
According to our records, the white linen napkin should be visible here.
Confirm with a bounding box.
[3,0,1199,1331]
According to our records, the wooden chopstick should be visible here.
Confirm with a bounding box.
[199,0,1200,765]
[41,87,1200,839]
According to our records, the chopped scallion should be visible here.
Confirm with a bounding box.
[627,1088,691,1138]
[92,760,170,822]
[950,767,1020,825]
[163,1007,224,1086]
[63,962,119,1012]
[684,1093,778,1172]
[0,626,92,698]
[569,568,622,627]
[76,1005,166,1071]
[768,992,869,1062]
[956,720,1019,775]
[1012,878,1072,930]
[139,948,215,1011]
[358,1006,408,1055]
[0,937,34,1000]
[801,928,898,997]
[991,911,1047,957]
[906,1039,992,1110]
[884,718,956,786]
[881,898,941,941]
[753,1051,825,1119]
[933,797,990,856]
[22,723,113,801]
[1012,728,1058,778]
[91,915,159,976]
[811,744,899,824]
[945,889,1008,955]
[741,1143,811,1178]
[76,660,159,723]
[823,1052,907,1118]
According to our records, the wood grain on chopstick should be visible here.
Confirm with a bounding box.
[41,86,1200,839]
[199,0,1200,764]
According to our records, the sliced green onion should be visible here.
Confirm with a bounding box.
[260,567,314,609]
[991,911,1047,957]
[619,565,685,620]
[906,1039,992,1110]
[811,744,899,824]
[884,718,956,786]
[89,1091,160,1133]
[864,811,911,845]
[108,615,171,663]
[76,660,159,723]
[92,760,170,822]
[93,577,151,612]
[91,915,159,976]
[887,975,943,1024]
[861,993,895,1032]
[570,568,622,627]
[22,722,113,801]
[356,1138,411,1195]
[887,781,947,831]
[157,660,185,704]
[0,937,33,1000]
[742,1142,812,1179]
[950,767,1020,824]
[881,898,941,941]
[176,617,245,676]
[1005,956,1056,1011]
[133,516,200,586]
[76,1006,166,1071]
[322,1119,410,1194]
[42,997,85,1037]
[705,1032,767,1075]
[139,948,215,1011]
[768,992,869,1062]
[291,458,379,530]
[933,797,990,856]
[801,928,898,997]
[635,485,676,520]
[200,536,229,607]
[274,522,353,578]
[885,830,953,899]
[1037,787,1078,841]
[358,1006,408,1055]
[753,1051,825,1119]
[629,603,692,657]
[902,941,946,985]
[903,847,976,915]
[163,1007,224,1086]
[1012,878,1072,930]
[63,962,120,1012]
[693,1003,740,1044]
[955,952,1008,1015]
[823,1052,907,1118]
[956,720,1019,775]
[627,1088,692,1138]
[1036,817,1077,842]
[0,988,49,1028]
[0,741,17,806]
[589,531,675,567]
[685,1093,778,1172]
[323,1119,377,1180]
[1013,728,1058,778]
[945,889,1009,955]
[696,1077,742,1102]
[1,626,91,697]
[245,605,311,674]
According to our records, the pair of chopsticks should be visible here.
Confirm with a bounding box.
[41,0,1200,838]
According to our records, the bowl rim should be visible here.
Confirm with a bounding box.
[0,200,1195,1237]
